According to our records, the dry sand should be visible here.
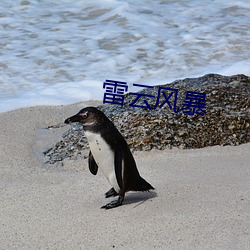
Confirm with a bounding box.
[0,102,249,250]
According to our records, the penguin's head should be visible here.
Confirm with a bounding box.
[65,107,108,129]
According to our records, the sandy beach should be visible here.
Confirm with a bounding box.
[0,102,249,249]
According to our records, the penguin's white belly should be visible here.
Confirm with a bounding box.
[85,131,120,193]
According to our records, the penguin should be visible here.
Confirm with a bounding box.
[65,107,154,209]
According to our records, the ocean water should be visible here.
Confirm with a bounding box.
[0,0,249,112]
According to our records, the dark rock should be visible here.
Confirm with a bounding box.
[43,74,250,164]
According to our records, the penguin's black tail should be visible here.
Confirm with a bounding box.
[132,176,154,192]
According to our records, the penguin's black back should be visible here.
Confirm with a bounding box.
[78,107,154,192]
[98,113,154,192]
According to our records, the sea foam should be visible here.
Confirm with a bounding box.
[0,0,249,112]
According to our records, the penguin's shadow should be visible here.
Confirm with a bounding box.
[123,191,157,208]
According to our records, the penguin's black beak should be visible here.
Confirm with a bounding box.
[64,114,81,124]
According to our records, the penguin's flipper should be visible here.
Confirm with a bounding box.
[114,146,124,190]
[88,151,98,175]
[105,187,118,198]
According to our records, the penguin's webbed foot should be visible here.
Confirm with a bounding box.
[105,187,118,198]
[101,196,124,209]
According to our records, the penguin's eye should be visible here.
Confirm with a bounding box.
[79,112,88,119]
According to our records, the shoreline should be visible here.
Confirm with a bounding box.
[0,102,249,249]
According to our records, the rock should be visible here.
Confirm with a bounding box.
[43,74,250,164]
